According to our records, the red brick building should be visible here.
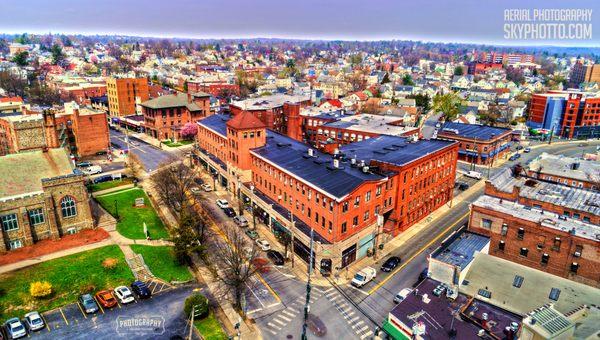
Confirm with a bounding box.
[187,81,239,98]
[437,122,512,165]
[141,92,211,141]
[469,168,600,287]
[194,111,457,273]
[229,94,311,136]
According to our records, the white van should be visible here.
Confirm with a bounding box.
[82,165,102,175]
[465,171,482,180]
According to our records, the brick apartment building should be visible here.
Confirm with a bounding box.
[468,167,600,287]
[0,148,94,251]
[475,51,534,65]
[229,94,311,136]
[528,91,600,139]
[0,105,110,157]
[437,122,512,165]
[106,77,150,117]
[303,111,419,150]
[193,111,458,274]
[59,84,107,105]
[570,62,600,85]
[187,80,239,98]
[141,91,211,141]
[527,153,600,191]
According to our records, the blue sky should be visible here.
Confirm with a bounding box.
[0,0,598,46]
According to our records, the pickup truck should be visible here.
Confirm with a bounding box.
[351,267,376,288]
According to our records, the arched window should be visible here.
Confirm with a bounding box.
[61,196,77,218]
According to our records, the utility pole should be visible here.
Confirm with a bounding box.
[290,211,295,268]
[301,229,314,340]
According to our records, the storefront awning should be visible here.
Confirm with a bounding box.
[382,319,410,340]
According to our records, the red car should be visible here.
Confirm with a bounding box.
[95,290,118,308]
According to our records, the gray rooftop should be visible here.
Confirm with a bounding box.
[0,149,74,200]
[141,92,205,111]
[490,168,600,216]
[230,94,310,111]
[432,231,489,269]
[460,253,600,316]
[322,113,417,136]
[528,152,600,185]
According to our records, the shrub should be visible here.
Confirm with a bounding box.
[184,294,209,319]
[102,257,119,270]
[30,281,52,298]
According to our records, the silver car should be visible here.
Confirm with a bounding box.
[24,311,45,331]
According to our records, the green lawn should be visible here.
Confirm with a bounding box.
[90,177,134,192]
[0,245,133,322]
[95,188,169,240]
[194,313,228,340]
[130,245,193,282]
[162,140,194,147]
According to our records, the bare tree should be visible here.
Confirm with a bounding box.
[126,152,144,180]
[210,225,261,312]
[151,161,197,218]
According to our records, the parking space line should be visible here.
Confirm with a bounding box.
[41,314,51,332]
[94,296,105,314]
[116,299,122,308]
[59,308,69,325]
[77,302,88,319]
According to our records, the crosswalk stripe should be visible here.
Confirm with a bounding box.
[268,329,277,335]
[323,287,334,293]
[267,322,281,330]
[278,315,291,322]
[356,325,369,334]
[282,310,296,317]
[360,331,373,339]
[348,316,360,322]
[273,318,286,325]
[287,307,298,313]
[351,320,365,329]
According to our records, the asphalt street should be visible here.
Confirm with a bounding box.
[109,129,174,172]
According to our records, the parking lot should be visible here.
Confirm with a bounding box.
[17,285,200,340]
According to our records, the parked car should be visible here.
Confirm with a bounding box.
[394,288,413,304]
[351,267,377,288]
[306,313,327,337]
[95,150,107,156]
[216,199,229,209]
[432,283,447,297]
[233,216,249,227]
[23,311,44,332]
[131,281,152,299]
[4,318,26,339]
[113,286,135,304]
[418,268,429,283]
[76,161,93,168]
[458,182,469,191]
[92,175,113,184]
[465,171,482,180]
[223,207,236,217]
[524,147,531,153]
[201,183,212,192]
[190,187,202,195]
[515,145,523,150]
[266,250,284,266]
[509,153,521,161]
[193,178,204,186]
[245,229,259,240]
[381,256,401,272]
[255,239,271,251]
[95,290,118,308]
[78,294,99,314]
[82,165,103,175]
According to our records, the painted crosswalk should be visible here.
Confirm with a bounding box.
[263,290,328,336]
[323,287,374,340]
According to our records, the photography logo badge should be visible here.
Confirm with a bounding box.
[115,315,166,336]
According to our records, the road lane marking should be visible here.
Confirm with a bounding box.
[59,308,69,325]
[368,211,469,295]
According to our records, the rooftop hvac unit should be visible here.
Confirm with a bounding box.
[362,166,370,173]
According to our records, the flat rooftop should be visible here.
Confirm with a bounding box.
[340,135,456,167]
[527,152,600,184]
[432,231,489,269]
[460,253,600,316]
[473,194,599,241]
[389,278,520,340]
[251,131,386,200]
[0,149,74,199]
[230,94,310,111]
[0,113,42,123]
[322,113,418,136]
[439,122,511,141]
[197,113,230,138]
[490,168,600,217]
